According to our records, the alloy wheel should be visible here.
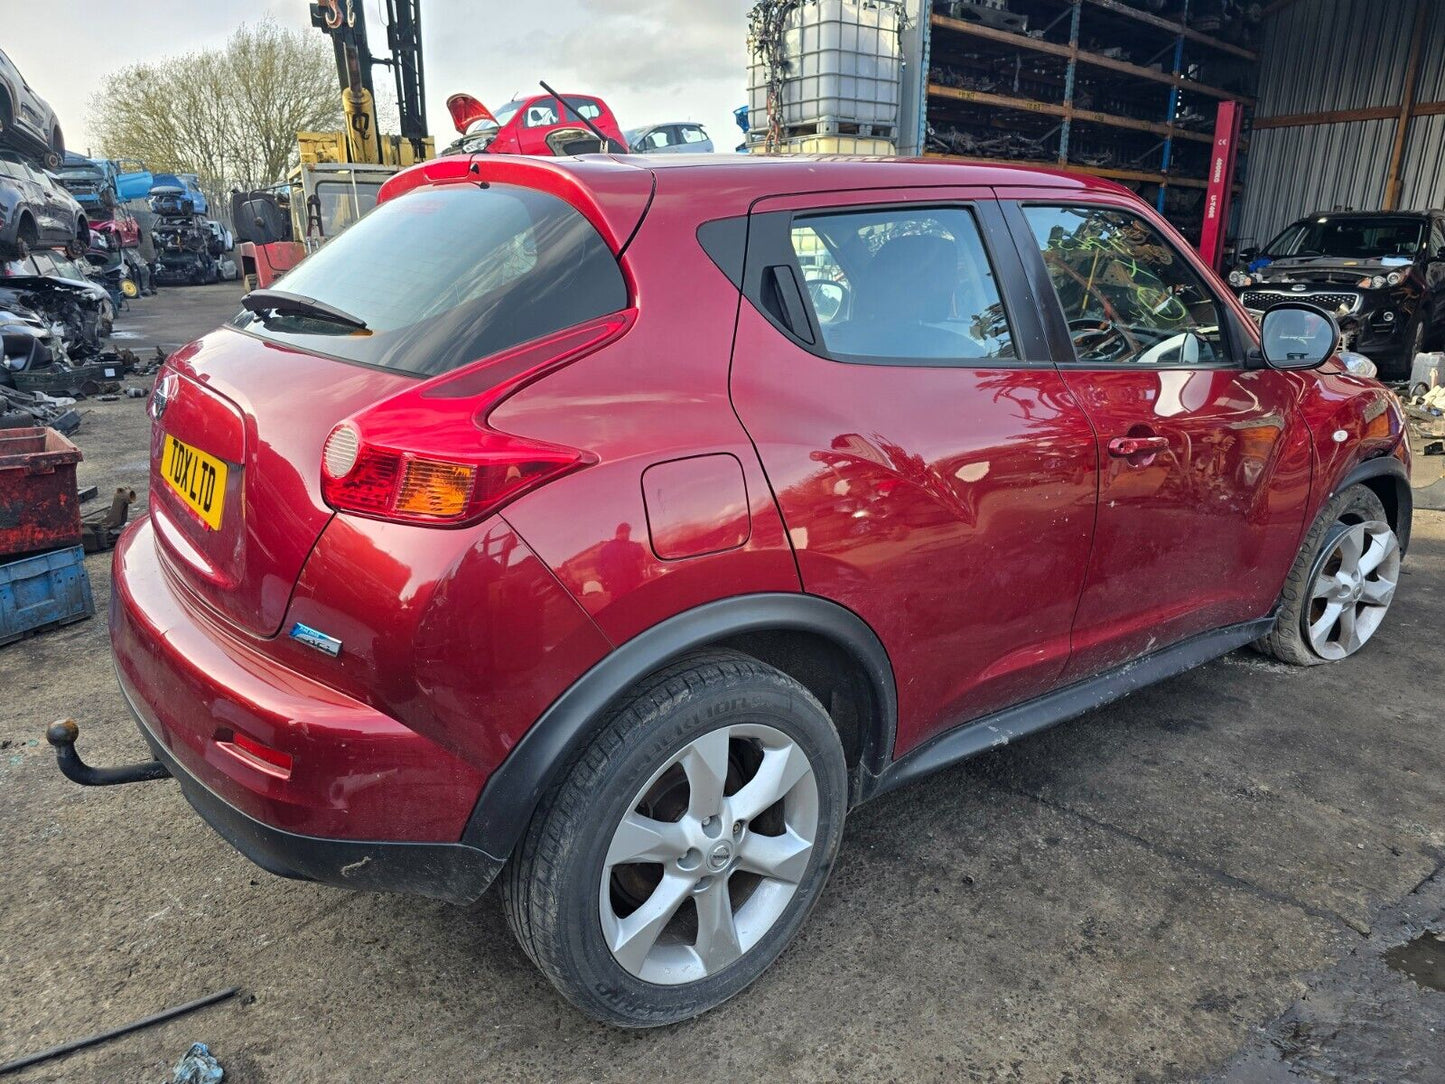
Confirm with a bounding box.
[599,722,819,985]
[1304,520,1400,660]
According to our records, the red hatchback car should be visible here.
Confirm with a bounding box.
[445,91,627,156]
[91,154,1411,1026]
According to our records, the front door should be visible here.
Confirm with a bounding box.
[1002,195,1313,679]
[728,190,1100,756]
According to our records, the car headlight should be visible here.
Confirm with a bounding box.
[1338,350,1377,379]
[1385,271,1404,287]
[1228,270,1251,287]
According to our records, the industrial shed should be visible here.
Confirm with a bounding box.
[888,0,1445,259]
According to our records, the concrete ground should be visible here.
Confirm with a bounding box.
[1,284,1442,1083]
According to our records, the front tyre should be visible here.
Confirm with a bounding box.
[1257,484,1400,665]
[502,650,848,1027]
[1384,309,1430,381]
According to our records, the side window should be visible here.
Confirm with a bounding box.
[1432,218,1445,255]
[681,125,708,144]
[524,99,559,127]
[786,206,1015,362]
[565,98,602,120]
[642,129,671,150]
[1022,205,1229,367]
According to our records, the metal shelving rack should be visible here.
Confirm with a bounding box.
[924,0,1258,227]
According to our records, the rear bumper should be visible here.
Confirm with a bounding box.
[123,686,500,905]
[110,515,499,902]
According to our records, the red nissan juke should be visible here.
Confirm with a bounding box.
[66,154,1410,1026]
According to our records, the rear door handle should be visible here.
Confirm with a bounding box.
[1107,435,1169,458]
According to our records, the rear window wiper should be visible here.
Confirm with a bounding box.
[240,289,369,331]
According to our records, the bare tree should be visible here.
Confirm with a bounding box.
[89,19,343,216]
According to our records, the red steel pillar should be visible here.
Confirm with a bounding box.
[1199,101,1243,271]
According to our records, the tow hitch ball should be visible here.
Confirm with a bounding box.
[46,719,171,786]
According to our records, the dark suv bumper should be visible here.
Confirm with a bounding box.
[124,686,502,905]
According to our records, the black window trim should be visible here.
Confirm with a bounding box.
[1003,198,1250,372]
[743,197,1054,370]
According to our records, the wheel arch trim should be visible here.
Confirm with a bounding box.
[1332,454,1412,553]
[460,592,898,863]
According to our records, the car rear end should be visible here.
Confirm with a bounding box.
[110,156,652,902]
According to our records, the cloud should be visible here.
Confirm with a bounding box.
[528,0,750,92]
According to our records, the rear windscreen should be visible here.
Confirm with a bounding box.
[232,182,628,375]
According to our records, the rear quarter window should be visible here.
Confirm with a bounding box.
[232,182,628,376]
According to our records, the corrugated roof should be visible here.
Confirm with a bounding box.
[1238,0,1444,243]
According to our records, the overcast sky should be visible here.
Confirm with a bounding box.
[4,0,752,157]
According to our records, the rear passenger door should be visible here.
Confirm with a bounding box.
[999,193,1313,678]
[728,189,1100,757]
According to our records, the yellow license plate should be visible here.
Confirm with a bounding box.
[160,434,228,531]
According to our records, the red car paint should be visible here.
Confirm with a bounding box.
[110,155,1409,891]
[91,208,140,249]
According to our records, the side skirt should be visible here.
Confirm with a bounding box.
[860,615,1276,803]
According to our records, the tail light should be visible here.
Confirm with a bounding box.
[321,421,587,526]
[320,312,632,527]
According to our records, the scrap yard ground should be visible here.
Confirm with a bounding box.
[1,287,1443,1083]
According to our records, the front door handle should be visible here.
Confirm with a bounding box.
[1107,435,1169,457]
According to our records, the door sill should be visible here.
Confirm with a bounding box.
[861,614,1276,803]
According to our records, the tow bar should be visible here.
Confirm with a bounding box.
[46,719,171,786]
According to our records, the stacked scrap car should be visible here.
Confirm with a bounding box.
[149,187,218,285]
[149,172,207,215]
[56,153,151,212]
[0,47,64,169]
[2,250,114,364]
[0,154,88,261]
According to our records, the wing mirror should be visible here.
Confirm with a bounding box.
[1258,302,1339,370]
[805,279,847,322]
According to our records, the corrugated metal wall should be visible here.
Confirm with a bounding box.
[1235,0,1445,246]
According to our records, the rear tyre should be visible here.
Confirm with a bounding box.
[1255,485,1400,665]
[5,217,37,263]
[502,650,848,1027]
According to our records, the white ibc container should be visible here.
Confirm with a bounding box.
[747,134,897,155]
[748,0,903,138]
